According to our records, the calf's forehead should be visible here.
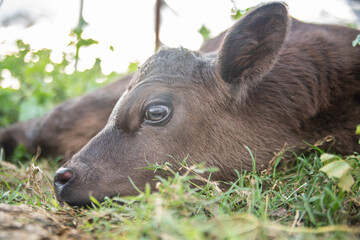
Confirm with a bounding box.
[131,47,214,87]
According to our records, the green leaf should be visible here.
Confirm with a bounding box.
[320,160,351,179]
[127,61,140,73]
[320,153,339,165]
[198,25,211,42]
[89,195,101,207]
[337,171,355,192]
[320,158,355,192]
[77,38,99,48]
[231,9,244,20]
[356,124,360,134]
[73,16,88,37]
[353,34,360,47]
[231,7,252,20]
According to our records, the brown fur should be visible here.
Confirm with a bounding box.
[1,3,360,206]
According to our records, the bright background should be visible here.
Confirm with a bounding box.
[0,0,359,74]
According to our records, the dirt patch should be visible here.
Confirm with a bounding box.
[0,203,89,240]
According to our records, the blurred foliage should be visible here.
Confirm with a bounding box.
[198,25,211,43]
[69,2,99,72]
[0,38,123,128]
[197,1,253,43]
[127,61,140,73]
[0,0,124,128]
[230,0,252,20]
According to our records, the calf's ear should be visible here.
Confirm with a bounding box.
[217,2,290,100]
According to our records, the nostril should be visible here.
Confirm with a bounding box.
[57,171,73,185]
[55,168,74,185]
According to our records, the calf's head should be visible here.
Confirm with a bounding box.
[54,3,290,206]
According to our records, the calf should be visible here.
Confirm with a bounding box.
[52,3,360,206]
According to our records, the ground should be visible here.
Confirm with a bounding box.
[0,203,87,240]
[0,145,359,239]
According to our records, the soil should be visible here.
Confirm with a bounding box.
[0,203,89,240]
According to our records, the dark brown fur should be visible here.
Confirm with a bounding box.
[1,3,360,206]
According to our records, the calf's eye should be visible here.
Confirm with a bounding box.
[145,104,172,126]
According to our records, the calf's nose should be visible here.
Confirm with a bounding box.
[54,168,74,186]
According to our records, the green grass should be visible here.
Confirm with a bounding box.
[0,147,359,239]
